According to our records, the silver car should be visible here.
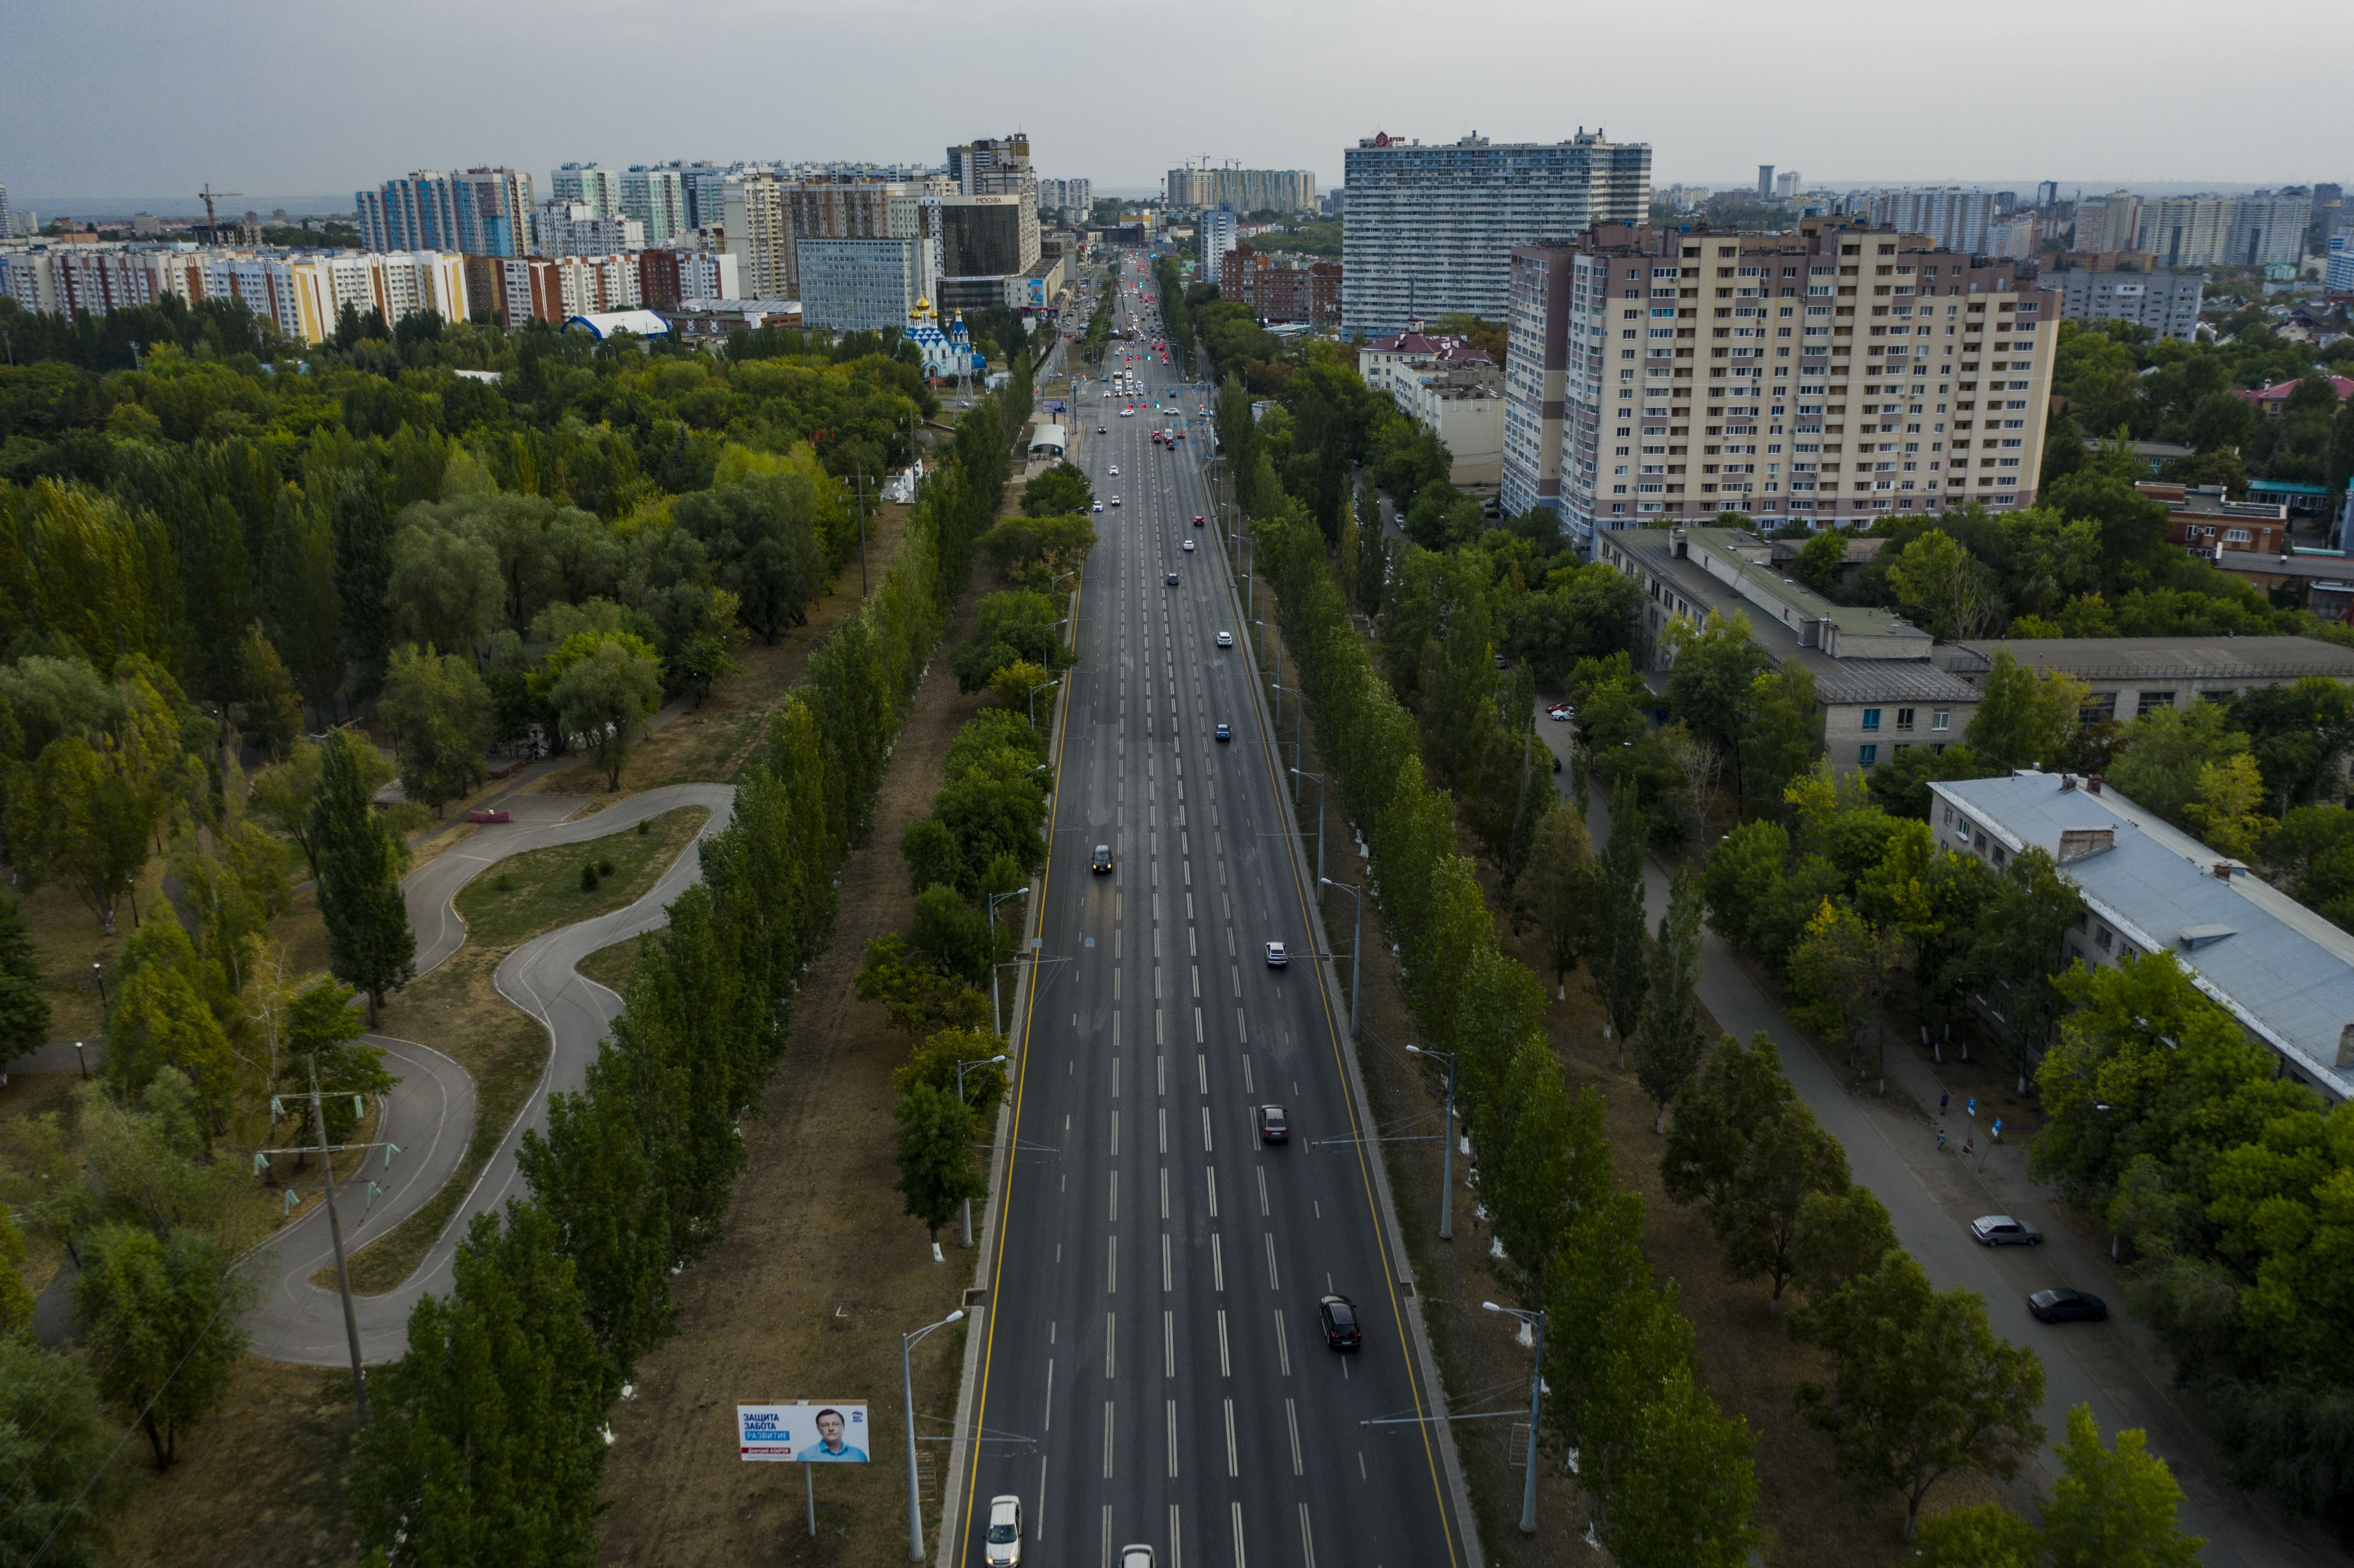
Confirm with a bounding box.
[984,1495,1023,1566]
[1970,1214,2042,1246]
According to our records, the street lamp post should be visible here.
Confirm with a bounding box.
[91,960,106,1012]
[1406,1045,1457,1241]
[1320,877,1363,1039]
[1026,678,1062,734]
[1483,1302,1547,1534]
[987,887,1030,1037]
[902,1309,965,1560]
[953,1053,1009,1248]
[1292,768,1324,878]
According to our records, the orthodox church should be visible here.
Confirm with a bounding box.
[900,296,985,383]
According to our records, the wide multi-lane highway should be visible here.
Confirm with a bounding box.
[949,257,1473,1568]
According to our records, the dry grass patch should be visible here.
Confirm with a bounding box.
[576,937,642,999]
[98,1361,364,1568]
[593,553,996,1568]
[22,859,171,1042]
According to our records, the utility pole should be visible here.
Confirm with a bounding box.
[1407,1045,1457,1240]
[253,1060,402,1422]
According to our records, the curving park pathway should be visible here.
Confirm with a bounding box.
[243,784,735,1365]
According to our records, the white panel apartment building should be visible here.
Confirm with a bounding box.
[0,244,466,343]
[1200,207,1240,286]
[1340,131,1651,338]
[1866,189,1996,254]
[551,163,623,217]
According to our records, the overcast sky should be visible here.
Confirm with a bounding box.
[4,0,2345,209]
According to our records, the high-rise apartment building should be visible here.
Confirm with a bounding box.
[1164,168,1317,215]
[723,174,935,309]
[948,135,1036,198]
[2141,194,2308,268]
[1038,178,1093,219]
[0,243,468,342]
[1200,207,1240,286]
[355,168,534,256]
[0,184,31,240]
[1758,166,1775,200]
[1341,130,1650,338]
[1775,171,1801,202]
[2035,180,2061,210]
[551,163,623,217]
[1867,190,1996,253]
[1520,221,2058,553]
[622,167,688,243]
[2074,192,2143,254]
[1501,244,1580,518]
[530,202,644,256]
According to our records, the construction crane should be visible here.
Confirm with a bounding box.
[197,184,243,245]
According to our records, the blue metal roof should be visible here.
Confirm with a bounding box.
[1933,772,2354,1101]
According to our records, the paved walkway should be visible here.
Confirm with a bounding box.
[1531,704,2338,1565]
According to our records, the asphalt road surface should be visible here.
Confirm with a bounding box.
[242,783,734,1365]
[948,258,1476,1568]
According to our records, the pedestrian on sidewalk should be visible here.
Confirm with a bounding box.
[1940,1089,1950,1118]
[1963,1135,1974,1159]
[1937,1126,1946,1152]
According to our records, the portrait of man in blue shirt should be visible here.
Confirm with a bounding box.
[805,1407,866,1461]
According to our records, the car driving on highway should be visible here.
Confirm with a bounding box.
[984,1496,1024,1566]
[1265,941,1287,967]
[1319,1294,1361,1350]
[1971,1215,2043,1246]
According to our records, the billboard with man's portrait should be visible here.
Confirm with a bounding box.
[738,1402,872,1462]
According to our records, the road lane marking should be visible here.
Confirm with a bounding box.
[1106,1312,1116,1378]
[1258,1167,1270,1216]
[1217,1309,1231,1375]
[1103,1406,1115,1479]
[1224,1397,1239,1476]
[1231,1503,1247,1568]
[1162,1232,1172,1291]
[1212,1233,1224,1291]
[1298,1504,1317,1568]
[1202,1107,1214,1151]
[1108,1235,1117,1292]
[1197,1055,1209,1094]
[1288,1398,1304,1475]
[1158,1106,1167,1153]
[1168,1399,1181,1478]
[1160,1167,1169,1220]
[1206,1168,1219,1217]
[1274,1308,1292,1375]
[1242,1053,1253,1093]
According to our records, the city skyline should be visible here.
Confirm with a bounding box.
[2,0,2342,200]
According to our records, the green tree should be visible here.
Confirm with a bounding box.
[1965,649,2091,771]
[2041,1403,2204,1568]
[380,642,494,814]
[2232,677,2354,815]
[0,1335,132,1566]
[0,887,53,1064]
[1711,1101,1850,1312]
[1792,528,1849,594]
[2106,697,2248,828]
[234,622,305,758]
[1905,1504,2043,1568]
[893,1081,986,1241]
[1790,1182,1900,1307]
[1662,1031,1794,1209]
[1591,787,1652,1063]
[1887,528,2002,639]
[1632,868,1707,1133]
[894,1025,1009,1117]
[1485,1041,1608,1297]
[6,734,152,934]
[1510,804,1595,999]
[386,512,504,656]
[310,727,416,1024]
[1788,896,1894,1081]
[854,932,993,1036]
[103,918,236,1122]
[273,976,395,1154]
[545,632,663,791]
[1739,663,1821,820]
[1597,1366,1762,1568]
[1665,610,1768,770]
[1794,1248,2047,1539]
[351,1203,615,1565]
[671,476,827,644]
[73,1222,254,1469]
[0,1206,32,1335]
